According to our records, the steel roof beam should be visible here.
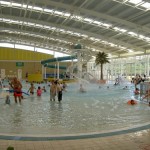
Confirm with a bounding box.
[36,0,150,33]
[0,14,146,52]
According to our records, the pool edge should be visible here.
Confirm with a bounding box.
[0,123,150,141]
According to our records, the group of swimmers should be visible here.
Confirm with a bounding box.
[2,77,87,105]
[49,80,67,102]
[1,77,150,106]
[27,83,46,96]
[5,77,69,104]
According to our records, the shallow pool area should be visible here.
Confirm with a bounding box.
[0,81,150,137]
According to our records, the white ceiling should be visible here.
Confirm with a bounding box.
[0,0,150,58]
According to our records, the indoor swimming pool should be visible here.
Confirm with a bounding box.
[0,81,150,137]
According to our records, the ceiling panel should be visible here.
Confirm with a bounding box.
[0,0,149,58]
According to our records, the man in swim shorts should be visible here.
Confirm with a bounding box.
[10,77,22,104]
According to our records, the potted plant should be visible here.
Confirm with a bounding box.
[95,52,110,84]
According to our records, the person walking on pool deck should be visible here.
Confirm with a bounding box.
[10,77,22,104]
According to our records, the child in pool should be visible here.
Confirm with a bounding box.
[123,86,128,90]
[5,95,10,104]
[127,99,137,105]
[134,88,140,95]
[42,86,46,92]
[79,84,86,93]
[37,86,42,96]
[28,83,36,95]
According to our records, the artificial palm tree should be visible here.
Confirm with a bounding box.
[95,52,110,80]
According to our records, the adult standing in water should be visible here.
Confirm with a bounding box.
[50,80,56,101]
[10,77,22,104]
[55,80,63,102]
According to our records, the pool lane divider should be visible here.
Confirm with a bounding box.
[0,123,149,141]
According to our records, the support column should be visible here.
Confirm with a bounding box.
[42,65,44,80]
[139,62,141,76]
[54,64,56,80]
[120,62,122,76]
[71,59,74,78]
[147,56,149,76]
[44,67,46,79]
[110,61,113,80]
[134,61,136,76]
[57,62,59,79]
[77,51,82,78]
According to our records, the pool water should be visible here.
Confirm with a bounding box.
[0,81,149,136]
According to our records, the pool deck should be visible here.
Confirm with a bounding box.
[0,124,150,150]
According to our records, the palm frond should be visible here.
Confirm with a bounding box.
[95,52,110,80]
[95,52,110,65]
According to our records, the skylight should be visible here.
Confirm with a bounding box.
[43,8,53,13]
[55,10,63,15]
[0,42,14,48]
[64,13,71,17]
[73,15,82,20]
[33,6,43,11]
[12,3,21,7]
[93,20,101,25]
[113,0,150,11]
[114,27,127,33]
[15,44,34,51]
[35,47,54,55]
[22,4,27,8]
[128,0,142,5]
[127,49,134,52]
[0,1,9,5]
[0,42,69,57]
[83,18,93,23]
[140,2,150,9]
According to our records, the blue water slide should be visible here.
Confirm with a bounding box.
[44,64,66,70]
[41,55,77,65]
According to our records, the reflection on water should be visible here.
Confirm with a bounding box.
[0,81,149,135]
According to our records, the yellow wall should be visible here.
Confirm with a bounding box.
[0,47,74,79]
[28,74,43,82]
[0,47,53,61]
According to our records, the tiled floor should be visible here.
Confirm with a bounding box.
[0,129,150,150]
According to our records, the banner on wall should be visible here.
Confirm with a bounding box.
[16,62,24,67]
[18,69,22,80]
[1,69,5,79]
